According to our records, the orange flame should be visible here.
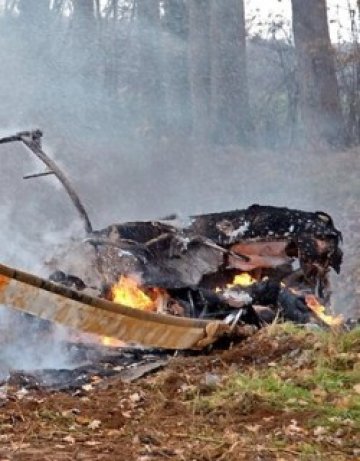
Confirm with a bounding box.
[305,294,343,327]
[227,273,256,288]
[67,331,126,348]
[101,336,125,348]
[216,272,257,293]
[111,275,160,311]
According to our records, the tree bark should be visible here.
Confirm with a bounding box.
[72,0,96,22]
[18,0,50,19]
[188,0,211,141]
[136,0,164,135]
[291,0,345,146]
[210,0,251,145]
[162,0,191,135]
[71,0,97,79]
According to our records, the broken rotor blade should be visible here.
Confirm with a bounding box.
[0,262,216,350]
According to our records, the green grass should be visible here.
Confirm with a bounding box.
[196,326,360,428]
[336,328,360,353]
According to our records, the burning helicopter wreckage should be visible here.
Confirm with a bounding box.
[0,130,350,388]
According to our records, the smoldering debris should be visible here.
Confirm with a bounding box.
[0,128,353,392]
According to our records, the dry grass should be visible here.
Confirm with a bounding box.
[0,324,359,460]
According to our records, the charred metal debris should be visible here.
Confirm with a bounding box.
[0,130,346,341]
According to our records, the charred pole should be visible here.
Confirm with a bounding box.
[0,129,93,235]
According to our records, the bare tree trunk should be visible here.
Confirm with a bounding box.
[103,0,120,98]
[72,0,97,76]
[72,0,96,22]
[17,0,51,111]
[343,5,360,144]
[356,1,360,143]
[188,0,211,141]
[291,0,345,147]
[136,0,164,136]
[18,0,50,19]
[210,0,251,145]
[162,0,191,135]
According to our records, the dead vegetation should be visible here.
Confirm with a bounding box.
[0,324,358,460]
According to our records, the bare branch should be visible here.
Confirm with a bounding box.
[0,129,93,235]
[23,170,55,180]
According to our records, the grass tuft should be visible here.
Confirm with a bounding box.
[196,325,360,429]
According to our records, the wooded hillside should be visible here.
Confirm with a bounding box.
[0,0,357,148]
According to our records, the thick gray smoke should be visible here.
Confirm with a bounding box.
[0,0,356,375]
[0,2,348,238]
[0,307,77,378]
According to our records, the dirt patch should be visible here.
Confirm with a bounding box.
[0,326,358,460]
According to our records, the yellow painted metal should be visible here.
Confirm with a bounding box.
[0,263,214,349]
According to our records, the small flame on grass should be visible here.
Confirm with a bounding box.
[305,294,343,327]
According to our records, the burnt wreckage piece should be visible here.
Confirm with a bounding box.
[0,131,341,294]
[0,131,343,335]
[90,205,342,292]
[72,204,342,327]
[167,280,312,325]
[188,205,342,274]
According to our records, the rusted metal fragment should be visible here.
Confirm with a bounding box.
[188,205,343,276]
[229,241,291,271]
[90,205,342,300]
[0,263,214,350]
[0,274,10,291]
[119,360,168,383]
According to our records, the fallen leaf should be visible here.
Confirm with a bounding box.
[84,440,101,446]
[76,416,91,425]
[15,388,29,400]
[82,384,93,392]
[113,366,124,372]
[62,408,80,418]
[107,429,122,437]
[11,443,30,450]
[328,416,341,423]
[285,419,307,436]
[353,384,360,394]
[245,424,261,433]
[313,387,328,401]
[0,386,7,400]
[335,396,351,409]
[130,392,141,403]
[63,435,75,444]
[204,372,221,386]
[313,426,327,436]
[88,419,101,430]
[341,418,355,426]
